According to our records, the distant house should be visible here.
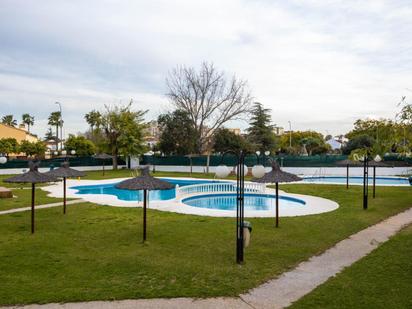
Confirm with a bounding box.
[326,138,342,150]
[273,126,284,136]
[0,123,38,143]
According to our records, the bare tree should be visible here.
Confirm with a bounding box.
[166,62,253,154]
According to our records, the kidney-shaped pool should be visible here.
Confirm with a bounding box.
[182,193,306,211]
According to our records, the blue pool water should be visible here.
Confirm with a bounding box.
[71,178,223,201]
[303,176,410,185]
[182,193,306,211]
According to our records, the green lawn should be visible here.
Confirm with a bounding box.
[290,224,412,309]
[82,169,221,180]
[0,184,411,305]
[0,188,67,211]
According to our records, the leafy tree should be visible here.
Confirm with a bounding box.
[22,114,34,132]
[279,131,329,155]
[65,135,96,156]
[166,62,252,153]
[342,134,375,155]
[345,118,407,155]
[300,136,331,155]
[157,110,198,155]
[398,96,412,124]
[0,138,18,156]
[213,128,251,153]
[88,102,147,169]
[84,110,102,131]
[48,111,61,150]
[246,102,278,152]
[1,115,17,127]
[19,140,46,158]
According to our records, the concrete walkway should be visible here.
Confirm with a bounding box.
[0,199,84,216]
[5,207,412,309]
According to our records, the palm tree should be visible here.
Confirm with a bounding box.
[1,115,17,127]
[22,113,34,132]
[44,127,54,141]
[48,111,61,151]
[84,110,102,131]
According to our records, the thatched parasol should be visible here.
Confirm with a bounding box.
[336,159,362,189]
[252,160,302,227]
[93,153,113,176]
[4,161,59,233]
[45,161,86,214]
[115,166,174,241]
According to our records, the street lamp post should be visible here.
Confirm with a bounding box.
[55,102,63,151]
[215,150,265,264]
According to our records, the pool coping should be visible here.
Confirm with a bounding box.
[41,177,339,218]
[297,175,410,186]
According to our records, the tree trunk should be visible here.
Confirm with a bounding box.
[206,154,210,174]
[56,125,59,151]
[112,149,118,170]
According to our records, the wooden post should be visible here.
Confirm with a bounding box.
[143,189,147,242]
[102,161,105,176]
[276,182,279,228]
[346,164,349,189]
[31,183,35,234]
[373,166,376,198]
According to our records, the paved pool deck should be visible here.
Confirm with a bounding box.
[4,206,412,309]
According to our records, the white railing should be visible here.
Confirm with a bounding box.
[176,182,266,198]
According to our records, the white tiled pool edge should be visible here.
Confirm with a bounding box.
[41,177,339,218]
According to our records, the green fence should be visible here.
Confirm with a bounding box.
[141,154,412,167]
[0,156,125,169]
[141,155,348,167]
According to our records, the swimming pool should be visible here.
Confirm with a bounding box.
[302,176,410,185]
[71,178,225,201]
[182,193,306,211]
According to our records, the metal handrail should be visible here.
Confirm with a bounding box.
[176,182,265,197]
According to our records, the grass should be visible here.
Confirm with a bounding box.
[290,224,412,308]
[0,184,411,305]
[0,188,68,211]
[82,169,221,180]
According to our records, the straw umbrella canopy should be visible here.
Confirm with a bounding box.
[4,161,59,233]
[93,153,113,176]
[252,160,302,227]
[45,161,86,214]
[115,166,174,241]
[336,159,362,189]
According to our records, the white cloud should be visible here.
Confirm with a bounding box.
[0,0,411,137]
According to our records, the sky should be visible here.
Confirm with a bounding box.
[0,0,411,139]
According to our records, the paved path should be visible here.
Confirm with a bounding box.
[0,199,84,216]
[5,207,412,309]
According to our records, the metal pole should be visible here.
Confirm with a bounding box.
[346,164,349,189]
[288,121,292,148]
[236,158,241,263]
[143,189,147,242]
[102,161,105,176]
[276,182,279,227]
[63,177,67,214]
[363,157,368,210]
[373,166,376,198]
[153,156,156,174]
[238,152,245,263]
[31,183,35,234]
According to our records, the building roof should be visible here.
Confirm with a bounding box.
[0,123,38,140]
